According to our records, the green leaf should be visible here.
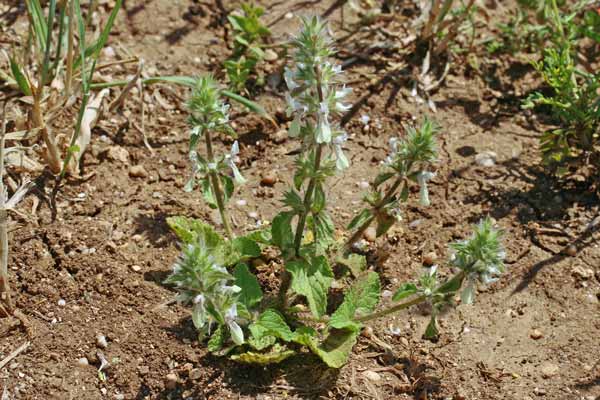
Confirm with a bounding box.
[249,309,294,342]
[25,0,48,53]
[286,256,333,318]
[305,329,359,368]
[436,272,465,294]
[336,253,367,277]
[207,325,227,352]
[374,172,394,187]
[375,211,396,237]
[232,236,261,259]
[243,228,271,245]
[271,212,295,253]
[424,315,439,340]
[329,272,380,332]
[166,216,239,266]
[9,57,31,96]
[247,334,276,351]
[234,264,262,308]
[392,283,418,301]
[230,346,295,365]
[348,209,373,231]
[311,211,334,250]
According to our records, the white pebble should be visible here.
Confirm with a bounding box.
[236,199,247,207]
[97,334,108,349]
[57,299,66,306]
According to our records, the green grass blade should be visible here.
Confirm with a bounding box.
[73,0,122,71]
[9,57,32,96]
[41,0,57,85]
[51,3,67,79]
[25,0,48,54]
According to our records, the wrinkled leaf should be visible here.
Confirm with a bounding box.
[234,263,262,308]
[230,347,295,365]
[329,272,380,332]
[286,256,333,318]
[249,309,294,342]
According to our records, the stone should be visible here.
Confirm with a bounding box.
[129,165,148,178]
[540,362,559,378]
[364,227,377,242]
[77,357,89,367]
[362,370,381,382]
[530,329,543,340]
[260,173,277,187]
[422,251,437,266]
[165,373,178,389]
[189,368,202,380]
[96,334,108,349]
[475,151,497,167]
[263,49,278,62]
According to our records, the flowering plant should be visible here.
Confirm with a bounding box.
[165,17,508,368]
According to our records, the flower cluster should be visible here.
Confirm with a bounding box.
[384,118,438,206]
[165,243,245,344]
[185,76,245,204]
[450,218,506,304]
[284,16,352,170]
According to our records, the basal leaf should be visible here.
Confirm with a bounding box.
[249,309,293,342]
[336,253,367,277]
[305,329,359,369]
[348,208,373,231]
[286,256,333,318]
[230,347,295,365]
[207,325,227,352]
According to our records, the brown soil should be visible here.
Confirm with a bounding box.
[1,1,599,399]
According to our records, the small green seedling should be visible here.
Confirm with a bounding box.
[224,2,271,94]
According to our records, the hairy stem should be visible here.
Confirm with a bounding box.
[204,129,234,239]
[293,65,326,256]
[344,175,405,251]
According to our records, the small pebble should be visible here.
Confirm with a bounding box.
[475,151,497,167]
[96,334,108,349]
[189,368,202,380]
[362,370,381,382]
[263,49,278,62]
[260,173,277,187]
[358,181,370,189]
[77,357,89,367]
[236,199,247,207]
[361,326,373,338]
[248,211,259,220]
[364,227,377,242]
[129,165,149,179]
[565,245,577,257]
[530,329,543,340]
[273,130,287,144]
[57,299,66,306]
[130,265,142,272]
[422,251,437,266]
[165,373,178,389]
[572,265,593,279]
[540,362,559,378]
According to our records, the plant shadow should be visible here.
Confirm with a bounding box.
[460,156,599,293]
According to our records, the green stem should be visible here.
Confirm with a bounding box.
[293,65,327,256]
[344,175,405,251]
[205,129,234,240]
[356,271,466,323]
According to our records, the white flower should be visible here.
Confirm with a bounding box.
[284,68,298,90]
[334,86,352,113]
[416,171,435,206]
[289,114,302,137]
[225,304,244,345]
[316,102,331,144]
[384,137,399,165]
[224,141,246,184]
[332,132,349,170]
